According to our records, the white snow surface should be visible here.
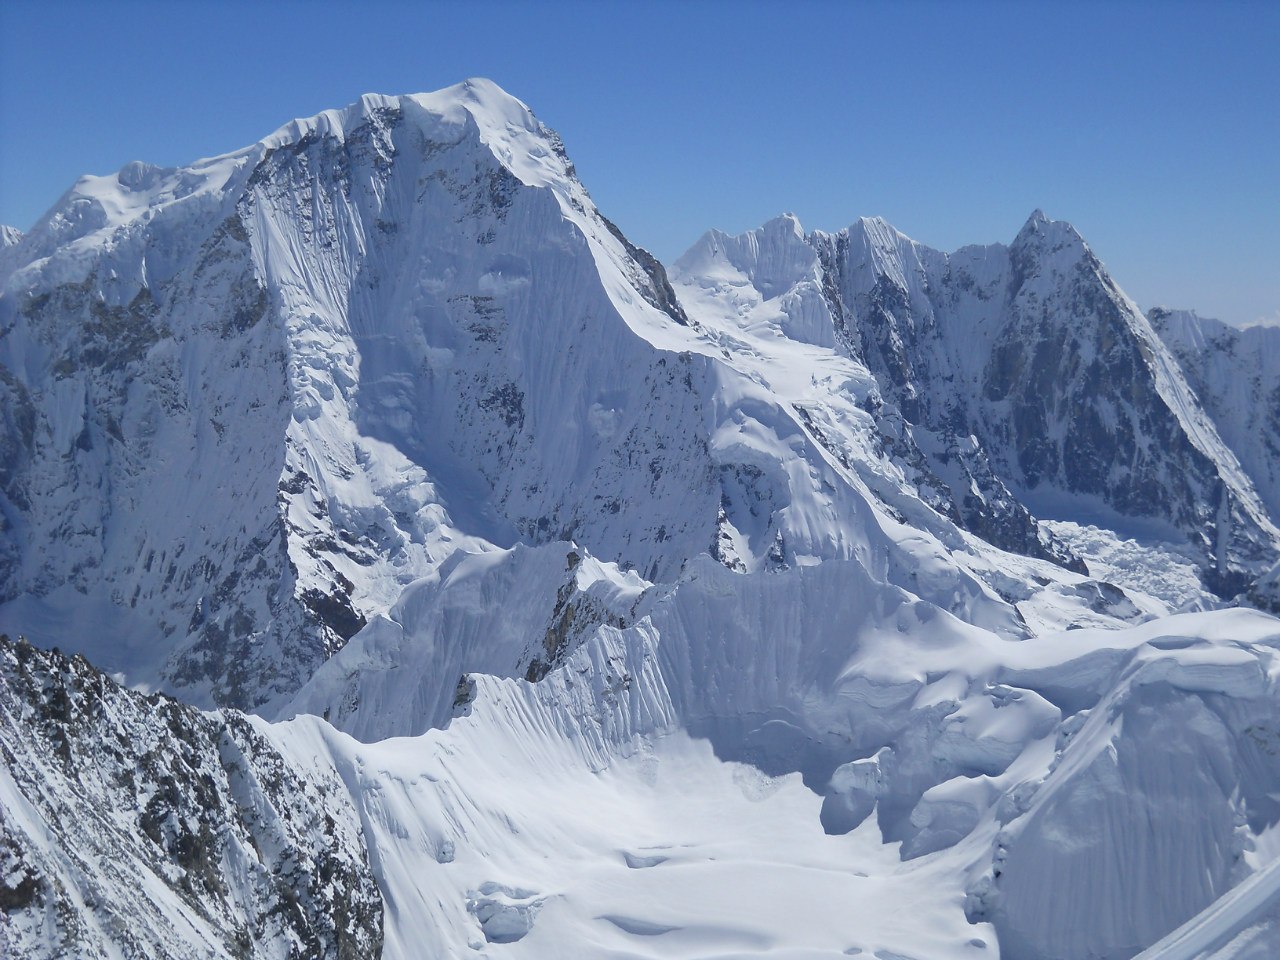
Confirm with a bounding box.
[265,571,1280,960]
[3,80,1280,960]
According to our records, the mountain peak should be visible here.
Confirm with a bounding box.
[850,214,907,239]
[406,77,540,135]
[1014,207,1080,241]
[670,211,817,301]
[762,212,806,237]
[841,216,922,265]
[1011,208,1089,263]
[261,78,537,152]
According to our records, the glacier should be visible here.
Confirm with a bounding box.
[2,78,1280,959]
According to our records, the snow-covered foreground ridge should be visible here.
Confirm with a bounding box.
[7,585,1280,959]
[2,78,1280,958]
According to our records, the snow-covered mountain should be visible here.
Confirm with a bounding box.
[0,80,721,712]
[1,79,1165,714]
[1148,307,1280,611]
[672,213,1280,597]
[3,80,1280,959]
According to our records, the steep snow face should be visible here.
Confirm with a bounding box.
[1150,308,1280,526]
[969,627,1280,960]
[286,542,649,741]
[1133,853,1280,960]
[0,635,382,960]
[0,80,721,710]
[675,212,1280,597]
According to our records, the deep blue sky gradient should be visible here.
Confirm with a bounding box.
[2,0,1276,324]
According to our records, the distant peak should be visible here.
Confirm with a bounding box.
[1149,306,1239,342]
[844,215,916,256]
[1147,305,1216,351]
[848,215,908,237]
[762,212,806,236]
[1013,209,1053,241]
[1012,208,1086,253]
[0,224,22,248]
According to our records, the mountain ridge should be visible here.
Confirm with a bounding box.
[4,79,1280,960]
[673,208,1279,597]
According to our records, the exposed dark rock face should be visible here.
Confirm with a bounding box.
[0,633,384,960]
[599,213,691,327]
[809,213,1278,595]
[808,227,1084,572]
[522,551,630,682]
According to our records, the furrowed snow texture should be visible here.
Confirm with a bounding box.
[2,79,1280,960]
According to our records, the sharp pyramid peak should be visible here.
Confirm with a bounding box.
[1011,208,1091,260]
[1015,208,1081,240]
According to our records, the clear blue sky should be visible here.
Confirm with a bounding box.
[2,0,1277,325]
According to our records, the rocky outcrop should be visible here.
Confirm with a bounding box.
[0,633,383,959]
